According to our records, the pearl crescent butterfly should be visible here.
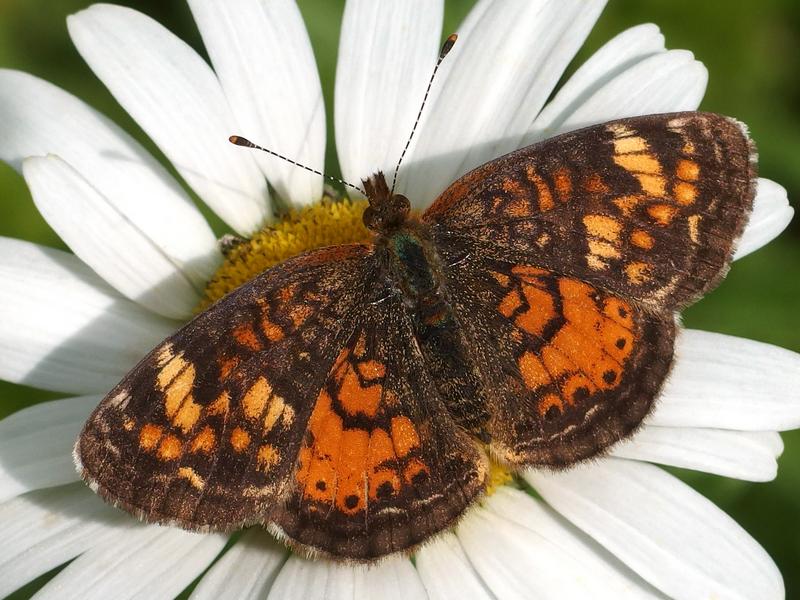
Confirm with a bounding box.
[76,93,756,560]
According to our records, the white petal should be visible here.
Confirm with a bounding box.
[36,524,227,600]
[0,484,126,599]
[650,329,800,431]
[23,155,201,319]
[0,396,98,502]
[335,0,443,191]
[68,5,269,236]
[356,555,427,600]
[735,178,793,260]
[531,49,707,140]
[188,0,325,207]
[0,237,179,394]
[526,458,783,600]
[267,554,426,600]
[415,532,493,600]
[611,426,782,481]
[190,529,287,600]
[457,488,661,599]
[0,69,220,297]
[400,0,606,208]
[531,23,667,139]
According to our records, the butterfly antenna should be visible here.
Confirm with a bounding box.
[229,135,367,196]
[389,33,458,194]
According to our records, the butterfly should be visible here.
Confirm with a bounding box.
[76,110,755,561]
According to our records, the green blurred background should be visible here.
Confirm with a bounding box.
[1,0,798,597]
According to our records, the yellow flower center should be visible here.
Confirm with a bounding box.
[486,459,515,496]
[199,198,371,309]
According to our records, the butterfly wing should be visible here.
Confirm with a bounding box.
[436,256,674,466]
[77,244,487,559]
[422,112,755,466]
[269,290,488,559]
[425,112,756,311]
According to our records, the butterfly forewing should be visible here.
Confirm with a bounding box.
[425,112,756,311]
[77,245,375,530]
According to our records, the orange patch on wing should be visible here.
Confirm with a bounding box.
[648,203,677,225]
[626,262,651,284]
[391,416,420,457]
[674,181,697,205]
[630,229,654,250]
[518,351,551,390]
[139,423,163,450]
[637,174,667,197]
[499,289,523,317]
[612,194,642,216]
[526,166,554,211]
[334,350,383,418]
[357,360,386,379]
[242,376,273,420]
[207,391,230,416]
[515,283,556,336]
[561,373,596,405]
[583,215,621,242]
[263,394,294,433]
[334,428,370,514]
[257,444,280,471]
[230,427,251,452]
[588,240,621,260]
[548,279,628,390]
[234,323,263,351]
[540,344,574,379]
[511,265,550,280]
[189,426,216,453]
[403,458,430,485]
[603,297,634,330]
[172,396,202,433]
[613,135,648,154]
[677,159,700,181]
[260,310,285,342]
[157,435,182,461]
[353,332,367,358]
[538,393,563,417]
[156,351,186,389]
[614,153,661,174]
[491,271,511,287]
[297,392,343,503]
[554,167,572,201]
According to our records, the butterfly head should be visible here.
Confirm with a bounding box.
[361,171,410,233]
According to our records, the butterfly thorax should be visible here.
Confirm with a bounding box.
[362,172,449,322]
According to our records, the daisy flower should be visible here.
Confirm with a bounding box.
[0,1,798,598]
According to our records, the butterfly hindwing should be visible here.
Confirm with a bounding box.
[270,294,488,559]
[425,112,756,311]
[436,253,675,466]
